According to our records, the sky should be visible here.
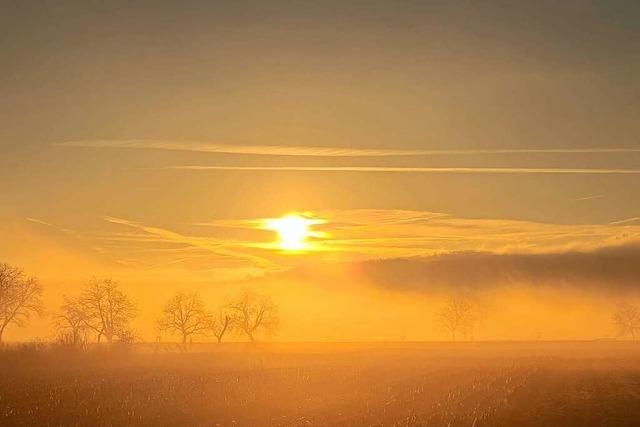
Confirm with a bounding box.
[2,1,640,341]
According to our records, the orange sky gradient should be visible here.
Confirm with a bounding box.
[2,1,640,342]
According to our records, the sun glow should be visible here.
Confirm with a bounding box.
[264,214,324,251]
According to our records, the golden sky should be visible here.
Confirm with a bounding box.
[2,1,640,341]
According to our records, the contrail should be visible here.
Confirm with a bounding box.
[54,139,640,157]
[573,195,605,202]
[163,165,640,175]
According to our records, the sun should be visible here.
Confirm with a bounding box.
[263,214,323,251]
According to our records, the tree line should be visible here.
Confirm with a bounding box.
[2,262,640,344]
[1,263,277,347]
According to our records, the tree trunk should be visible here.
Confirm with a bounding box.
[452,330,456,342]
[217,320,229,343]
[182,333,188,351]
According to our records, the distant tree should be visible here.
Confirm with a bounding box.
[53,296,89,347]
[211,308,233,343]
[228,289,278,342]
[613,303,640,340]
[0,263,43,343]
[437,296,476,341]
[77,278,137,343]
[157,292,213,348]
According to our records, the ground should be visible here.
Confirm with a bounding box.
[1,342,639,426]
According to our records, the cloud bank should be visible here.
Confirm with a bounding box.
[349,242,640,294]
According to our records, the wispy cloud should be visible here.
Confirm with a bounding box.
[573,195,605,202]
[311,209,640,255]
[21,210,640,280]
[54,139,640,157]
[609,217,640,225]
[26,217,54,227]
[102,216,277,270]
[187,209,640,259]
[25,217,81,237]
[163,165,640,175]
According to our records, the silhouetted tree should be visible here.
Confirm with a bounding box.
[78,278,137,343]
[613,303,640,340]
[53,296,89,347]
[437,296,476,341]
[157,292,213,349]
[0,263,43,343]
[228,289,278,342]
[211,307,233,343]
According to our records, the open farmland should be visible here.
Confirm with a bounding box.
[1,342,640,426]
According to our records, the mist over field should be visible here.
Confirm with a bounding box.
[3,232,640,342]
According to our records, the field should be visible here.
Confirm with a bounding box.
[1,342,640,426]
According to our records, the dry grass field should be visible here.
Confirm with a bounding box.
[1,342,640,426]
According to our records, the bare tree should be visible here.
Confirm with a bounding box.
[437,296,476,341]
[0,263,43,343]
[228,289,278,342]
[157,292,213,348]
[53,296,88,347]
[613,303,640,340]
[211,308,233,343]
[77,278,137,343]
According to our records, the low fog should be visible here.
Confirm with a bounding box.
[4,241,640,343]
